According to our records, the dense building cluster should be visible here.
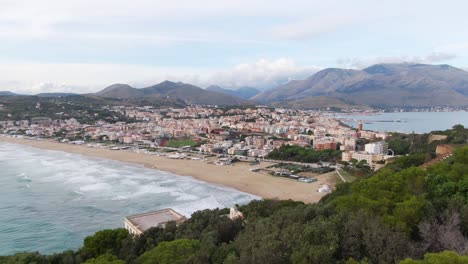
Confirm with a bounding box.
[0,105,395,165]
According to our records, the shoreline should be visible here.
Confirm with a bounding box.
[0,136,333,203]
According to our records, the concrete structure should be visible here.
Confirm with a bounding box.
[229,207,244,220]
[429,134,448,143]
[342,151,384,165]
[364,141,389,155]
[352,152,384,165]
[124,208,187,235]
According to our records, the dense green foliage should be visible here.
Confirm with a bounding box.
[1,143,467,263]
[136,239,200,264]
[82,229,129,259]
[267,145,341,163]
[84,254,126,264]
[387,125,468,155]
[399,251,468,264]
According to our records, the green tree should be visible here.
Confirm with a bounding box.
[84,254,125,264]
[82,229,129,259]
[136,239,201,264]
[399,250,468,264]
[0,252,48,264]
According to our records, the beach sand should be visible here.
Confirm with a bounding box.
[0,136,335,203]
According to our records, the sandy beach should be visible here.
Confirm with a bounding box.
[0,136,336,203]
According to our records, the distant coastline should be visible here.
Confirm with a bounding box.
[0,136,332,203]
[336,111,468,133]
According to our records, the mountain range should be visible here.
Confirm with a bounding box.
[0,91,77,97]
[36,93,77,97]
[95,81,251,106]
[3,63,468,108]
[0,91,17,96]
[254,63,468,107]
[205,85,261,99]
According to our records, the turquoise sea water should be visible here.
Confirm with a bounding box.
[338,111,468,133]
[0,143,258,255]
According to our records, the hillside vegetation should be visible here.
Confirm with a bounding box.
[0,95,185,123]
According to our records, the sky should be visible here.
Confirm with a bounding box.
[1,0,468,94]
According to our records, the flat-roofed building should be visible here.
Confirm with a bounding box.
[124,208,187,235]
[364,141,389,155]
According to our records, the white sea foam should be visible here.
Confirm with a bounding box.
[0,142,259,255]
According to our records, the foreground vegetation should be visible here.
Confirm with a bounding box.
[2,144,466,263]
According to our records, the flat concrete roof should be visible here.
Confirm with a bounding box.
[125,208,186,232]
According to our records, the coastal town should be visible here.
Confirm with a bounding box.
[0,105,393,161]
[0,104,397,188]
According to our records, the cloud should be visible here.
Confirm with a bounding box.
[0,1,375,44]
[29,82,87,94]
[268,13,364,40]
[0,58,322,94]
[337,52,459,69]
[423,52,458,63]
[437,42,468,55]
[0,1,340,42]
[201,58,321,88]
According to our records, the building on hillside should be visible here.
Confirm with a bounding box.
[358,121,363,132]
[124,208,187,235]
[314,140,337,150]
[30,117,52,126]
[229,207,244,220]
[342,151,384,165]
[364,141,389,155]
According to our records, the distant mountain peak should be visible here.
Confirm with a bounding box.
[254,62,468,107]
[94,81,251,106]
[206,85,261,99]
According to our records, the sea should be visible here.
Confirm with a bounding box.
[0,143,259,255]
[338,111,468,133]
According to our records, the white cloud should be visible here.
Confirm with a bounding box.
[268,12,365,40]
[202,58,321,88]
[29,82,86,94]
[0,59,321,94]
[0,1,376,43]
[437,42,468,55]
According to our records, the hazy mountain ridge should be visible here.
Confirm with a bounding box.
[254,63,468,107]
[36,93,77,97]
[206,85,261,99]
[0,91,17,96]
[271,96,369,110]
[96,81,251,106]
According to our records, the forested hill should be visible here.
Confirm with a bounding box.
[1,129,467,263]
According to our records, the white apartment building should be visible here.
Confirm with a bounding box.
[342,151,384,165]
[365,141,389,155]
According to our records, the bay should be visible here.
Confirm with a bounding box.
[338,111,468,133]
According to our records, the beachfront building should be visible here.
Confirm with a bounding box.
[124,208,187,235]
